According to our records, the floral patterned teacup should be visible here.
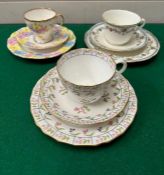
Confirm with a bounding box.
[56,48,127,104]
[24,8,64,44]
[102,9,145,45]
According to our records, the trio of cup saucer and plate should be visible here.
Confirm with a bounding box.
[85,23,160,63]
[7,25,76,59]
[7,8,76,59]
[7,8,160,146]
[85,10,160,63]
[30,49,137,146]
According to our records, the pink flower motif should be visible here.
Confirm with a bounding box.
[18,33,25,39]
[36,26,48,33]
[26,53,34,57]
[53,51,60,56]
[56,122,62,126]
[8,38,17,45]
[83,129,88,134]
[130,108,136,112]
[74,107,79,111]
[74,106,88,114]
[75,139,82,144]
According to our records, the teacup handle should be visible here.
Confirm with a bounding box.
[56,13,64,25]
[115,58,127,74]
[138,18,145,28]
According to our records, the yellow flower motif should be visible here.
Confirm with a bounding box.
[10,45,20,51]
[24,28,30,32]
[19,38,28,45]
[60,47,67,53]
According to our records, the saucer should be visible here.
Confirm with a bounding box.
[16,25,69,50]
[85,23,160,63]
[40,67,129,125]
[30,76,137,146]
[90,23,147,52]
[7,28,76,59]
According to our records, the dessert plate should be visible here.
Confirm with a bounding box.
[85,23,160,63]
[30,76,137,146]
[40,67,129,125]
[16,25,69,50]
[90,23,147,52]
[7,28,76,59]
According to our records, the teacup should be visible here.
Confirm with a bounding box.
[102,9,145,45]
[56,48,127,104]
[24,8,64,44]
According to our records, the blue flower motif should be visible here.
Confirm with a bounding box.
[15,50,26,55]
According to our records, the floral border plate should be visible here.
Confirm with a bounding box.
[30,76,137,146]
[40,67,129,125]
[85,22,160,63]
[7,28,76,59]
[16,25,69,50]
[90,23,147,52]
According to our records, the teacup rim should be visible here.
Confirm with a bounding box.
[102,9,142,27]
[24,8,57,22]
[56,48,116,87]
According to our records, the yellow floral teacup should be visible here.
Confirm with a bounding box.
[24,8,64,44]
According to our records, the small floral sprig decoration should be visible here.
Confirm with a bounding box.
[29,23,49,33]
[74,106,90,114]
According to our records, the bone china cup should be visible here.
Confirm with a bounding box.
[24,8,64,44]
[56,48,127,104]
[102,9,145,45]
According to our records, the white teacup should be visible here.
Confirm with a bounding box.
[57,48,127,104]
[24,8,64,44]
[102,9,145,45]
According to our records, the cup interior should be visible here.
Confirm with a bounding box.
[24,8,56,21]
[102,10,141,26]
[57,49,116,86]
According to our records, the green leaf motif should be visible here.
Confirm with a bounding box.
[83,139,90,144]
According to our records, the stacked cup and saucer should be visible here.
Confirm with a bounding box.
[30,48,137,146]
[7,8,76,59]
[85,10,160,63]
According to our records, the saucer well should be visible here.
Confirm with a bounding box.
[30,76,137,146]
[85,23,160,63]
[40,67,129,125]
[7,28,76,59]
[90,23,147,52]
[16,25,69,50]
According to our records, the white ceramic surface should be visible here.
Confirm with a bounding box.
[40,67,129,125]
[84,23,160,63]
[90,23,147,52]
[57,48,127,104]
[24,8,64,44]
[25,8,56,21]
[102,10,143,26]
[30,75,137,146]
[102,9,145,45]
[59,54,112,85]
